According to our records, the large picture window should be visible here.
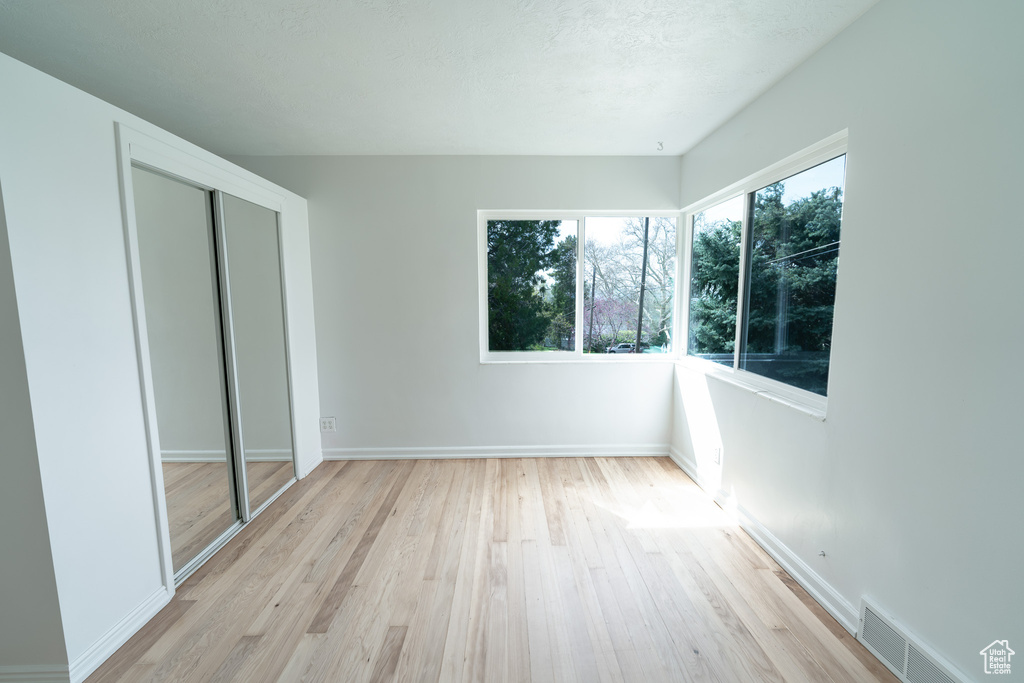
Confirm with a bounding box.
[481,213,676,360]
[685,141,846,397]
[740,156,845,394]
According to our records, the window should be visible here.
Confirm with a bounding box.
[480,213,676,360]
[584,217,676,355]
[486,219,578,352]
[687,196,743,367]
[685,140,847,397]
[740,156,845,394]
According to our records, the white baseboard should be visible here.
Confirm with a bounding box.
[68,587,171,683]
[322,443,671,460]
[295,453,324,479]
[160,449,226,462]
[161,449,293,463]
[734,504,859,635]
[0,666,69,683]
[668,445,706,489]
[667,445,859,636]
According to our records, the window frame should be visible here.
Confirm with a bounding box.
[679,131,848,416]
[478,209,682,364]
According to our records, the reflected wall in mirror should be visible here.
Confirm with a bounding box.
[132,166,238,573]
[220,194,296,512]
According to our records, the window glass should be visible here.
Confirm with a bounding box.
[583,217,675,354]
[486,220,577,351]
[687,196,743,366]
[739,155,846,395]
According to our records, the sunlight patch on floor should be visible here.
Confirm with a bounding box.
[592,485,735,530]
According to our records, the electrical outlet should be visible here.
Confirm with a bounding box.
[713,447,722,465]
[320,417,337,432]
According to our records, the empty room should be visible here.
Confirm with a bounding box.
[0,1,1021,682]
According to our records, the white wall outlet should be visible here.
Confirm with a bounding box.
[320,417,337,432]
[713,447,722,465]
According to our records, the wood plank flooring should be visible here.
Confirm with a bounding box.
[163,461,293,571]
[94,458,896,683]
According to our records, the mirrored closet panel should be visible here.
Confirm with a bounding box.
[131,168,297,581]
[132,167,239,574]
[219,194,296,513]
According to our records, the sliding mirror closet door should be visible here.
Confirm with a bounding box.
[132,166,239,574]
[219,194,296,514]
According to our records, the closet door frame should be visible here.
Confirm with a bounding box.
[115,123,300,591]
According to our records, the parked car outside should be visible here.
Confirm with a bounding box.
[606,342,650,353]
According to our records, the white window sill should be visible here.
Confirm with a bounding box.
[675,356,827,421]
[481,354,677,365]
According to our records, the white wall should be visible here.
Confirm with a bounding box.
[0,183,68,673]
[228,156,679,456]
[1,52,166,671]
[0,50,320,679]
[673,0,1024,678]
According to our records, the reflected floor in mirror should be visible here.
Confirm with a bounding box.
[95,458,895,683]
[163,461,292,571]
[247,458,296,513]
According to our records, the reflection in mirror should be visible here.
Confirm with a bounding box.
[132,166,238,573]
[221,194,296,512]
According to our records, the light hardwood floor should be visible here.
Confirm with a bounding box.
[94,458,896,683]
[163,461,294,571]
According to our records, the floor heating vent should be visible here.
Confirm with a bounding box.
[858,598,966,683]
[906,643,956,683]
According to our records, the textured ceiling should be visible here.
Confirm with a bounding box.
[0,0,877,156]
